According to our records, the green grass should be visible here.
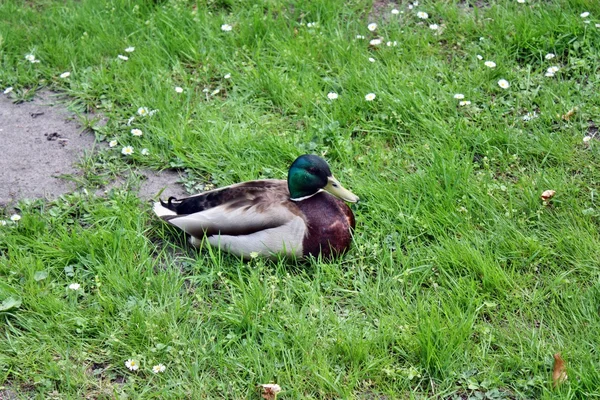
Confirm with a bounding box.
[1,0,600,398]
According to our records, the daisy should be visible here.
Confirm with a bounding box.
[386,41,398,46]
[453,93,465,99]
[175,86,184,93]
[391,9,400,14]
[152,364,166,374]
[580,12,590,18]
[545,72,555,77]
[125,359,139,371]
[522,111,538,121]
[369,38,382,46]
[477,54,483,60]
[517,0,525,3]
[60,72,71,78]
[121,146,134,155]
[68,283,81,291]
[3,87,13,94]
[417,11,429,19]
[10,214,21,222]
[368,23,377,31]
[545,53,555,60]
[548,66,559,74]
[0,220,6,226]
[368,57,376,63]
[306,22,317,28]
[131,129,143,136]
[117,55,129,61]
[583,136,592,143]
[224,73,231,79]
[109,140,118,147]
[596,23,600,28]
[221,24,233,31]
[327,92,338,100]
[498,79,510,89]
[408,4,413,9]
[459,100,471,106]
[365,93,376,101]
[429,24,439,30]
[141,148,150,155]
[356,35,365,40]
[137,107,149,116]
[25,54,36,62]
[125,46,135,53]
[484,61,496,68]
[211,88,220,96]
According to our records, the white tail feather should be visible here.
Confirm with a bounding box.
[153,201,177,218]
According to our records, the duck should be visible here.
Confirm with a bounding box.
[153,154,359,259]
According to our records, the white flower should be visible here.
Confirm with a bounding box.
[369,38,382,46]
[429,24,439,30]
[327,92,338,100]
[3,87,13,94]
[221,24,232,31]
[517,0,525,3]
[60,72,71,78]
[137,107,149,116]
[545,53,555,60]
[545,72,555,77]
[224,73,231,79]
[0,220,6,226]
[453,93,465,99]
[365,93,376,101]
[417,11,429,19]
[459,100,471,106]
[148,109,159,116]
[584,20,590,24]
[109,140,118,147]
[368,23,377,31]
[211,88,220,96]
[152,364,166,373]
[356,35,365,40]
[583,136,592,143]
[484,61,496,68]
[477,54,483,60]
[175,86,184,93]
[523,111,538,121]
[127,116,135,125]
[259,384,282,395]
[408,4,413,9]
[141,148,150,155]
[368,57,376,63]
[580,12,590,18]
[125,359,139,371]
[121,146,134,155]
[307,22,317,28]
[413,1,419,5]
[117,55,129,61]
[391,9,400,14]
[68,283,81,291]
[25,54,36,62]
[10,214,21,222]
[498,79,510,89]
[131,129,143,137]
[548,66,559,73]
[125,46,135,53]
[596,23,600,28]
[386,41,398,46]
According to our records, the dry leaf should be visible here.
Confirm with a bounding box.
[552,353,567,387]
[259,383,281,400]
[541,190,556,201]
[562,107,577,121]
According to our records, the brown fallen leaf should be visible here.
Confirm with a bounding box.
[552,353,568,387]
[541,190,556,201]
[562,107,577,121]
[259,383,281,400]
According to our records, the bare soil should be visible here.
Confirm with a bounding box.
[0,91,187,207]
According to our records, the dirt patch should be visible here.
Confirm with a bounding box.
[0,91,187,207]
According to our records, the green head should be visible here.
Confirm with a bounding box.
[287,155,359,203]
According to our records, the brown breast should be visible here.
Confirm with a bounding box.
[295,192,356,259]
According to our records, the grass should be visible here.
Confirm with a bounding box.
[1,0,600,397]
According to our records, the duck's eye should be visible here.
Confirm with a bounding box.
[332,182,339,188]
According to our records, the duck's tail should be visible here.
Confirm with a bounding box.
[153,197,179,219]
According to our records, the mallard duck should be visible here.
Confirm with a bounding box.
[153,154,359,259]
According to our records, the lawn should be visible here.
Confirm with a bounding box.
[1,0,600,398]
